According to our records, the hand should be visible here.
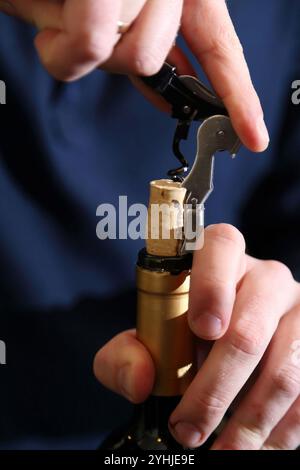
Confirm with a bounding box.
[0,0,269,152]
[94,224,300,450]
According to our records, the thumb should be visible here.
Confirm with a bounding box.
[93,329,155,404]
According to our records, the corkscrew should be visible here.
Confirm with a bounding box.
[142,63,241,253]
[141,62,230,180]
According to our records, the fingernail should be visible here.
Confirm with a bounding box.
[193,312,222,338]
[256,117,270,149]
[118,364,132,400]
[171,422,202,448]
[0,1,15,14]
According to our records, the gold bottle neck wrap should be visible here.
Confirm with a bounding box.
[136,266,197,396]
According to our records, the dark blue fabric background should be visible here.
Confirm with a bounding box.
[0,0,299,449]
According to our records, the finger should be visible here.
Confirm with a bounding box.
[182,0,269,152]
[167,45,197,77]
[262,396,300,450]
[103,0,183,75]
[119,0,146,25]
[93,329,155,404]
[0,0,62,28]
[169,260,297,448]
[211,305,300,450]
[188,224,246,340]
[35,0,121,81]
[129,45,196,113]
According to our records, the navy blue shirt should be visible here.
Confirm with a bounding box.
[0,0,300,449]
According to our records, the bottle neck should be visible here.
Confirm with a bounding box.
[132,395,217,450]
[133,395,181,436]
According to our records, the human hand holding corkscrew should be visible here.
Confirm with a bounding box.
[0,0,269,152]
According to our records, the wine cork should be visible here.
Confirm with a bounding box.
[146,179,187,257]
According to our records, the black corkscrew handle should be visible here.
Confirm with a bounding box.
[141,62,227,122]
[141,63,228,180]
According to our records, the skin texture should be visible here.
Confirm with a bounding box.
[0,0,269,152]
[94,224,300,450]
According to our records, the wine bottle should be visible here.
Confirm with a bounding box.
[101,395,182,451]
[101,394,217,451]
[101,180,215,451]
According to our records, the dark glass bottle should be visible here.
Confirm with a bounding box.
[101,396,182,451]
[101,395,217,451]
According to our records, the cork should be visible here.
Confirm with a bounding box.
[146,179,187,257]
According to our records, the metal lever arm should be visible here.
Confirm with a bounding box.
[182,115,241,206]
[179,116,240,254]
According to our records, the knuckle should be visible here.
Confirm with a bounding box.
[247,402,272,429]
[239,424,268,444]
[131,46,163,76]
[263,260,293,283]
[194,276,232,315]
[195,390,227,420]
[206,224,246,252]
[73,31,113,64]
[201,26,244,59]
[215,25,244,54]
[228,321,266,358]
[232,405,272,444]
[270,367,300,397]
